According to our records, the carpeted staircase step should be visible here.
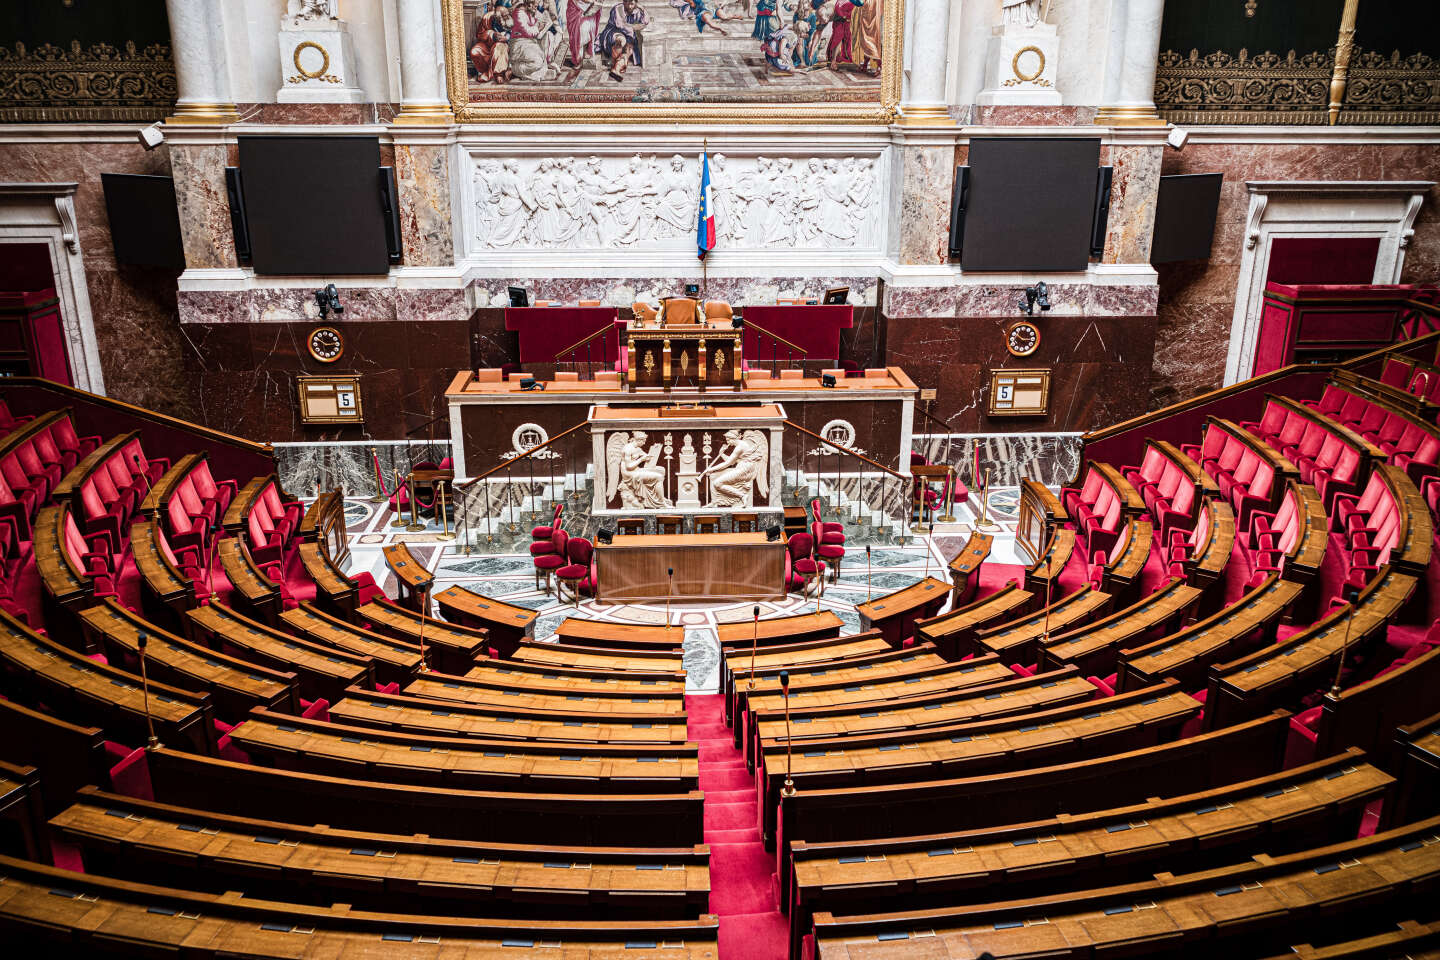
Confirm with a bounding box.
[708,842,781,915]
[718,911,790,960]
[700,742,742,762]
[703,788,756,804]
[704,800,758,832]
[704,827,762,844]
[700,767,755,791]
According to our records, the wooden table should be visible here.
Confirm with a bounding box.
[947,530,992,606]
[435,582,537,654]
[595,532,785,602]
[854,577,950,646]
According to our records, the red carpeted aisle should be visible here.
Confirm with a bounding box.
[688,693,788,960]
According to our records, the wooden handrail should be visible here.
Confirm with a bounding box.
[914,405,951,433]
[1084,330,1440,445]
[784,420,905,479]
[745,319,806,357]
[553,322,617,362]
[460,421,590,487]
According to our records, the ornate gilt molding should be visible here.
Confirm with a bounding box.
[1339,50,1440,125]
[0,40,176,123]
[1155,47,1334,125]
[439,0,902,123]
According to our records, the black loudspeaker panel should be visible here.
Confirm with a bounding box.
[947,166,970,260]
[1151,173,1224,264]
[378,166,402,264]
[100,173,185,270]
[1090,166,1113,260]
[224,167,252,265]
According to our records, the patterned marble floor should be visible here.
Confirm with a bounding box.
[334,486,1026,693]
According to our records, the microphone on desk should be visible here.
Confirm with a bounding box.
[132,453,152,498]
[136,631,159,748]
[664,567,674,633]
[779,670,795,798]
[416,578,434,673]
[924,522,934,580]
[866,545,872,603]
[747,604,760,690]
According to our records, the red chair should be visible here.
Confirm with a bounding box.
[190,459,236,516]
[556,536,595,606]
[810,498,844,545]
[810,522,845,584]
[533,503,564,541]
[785,532,821,595]
[533,528,569,593]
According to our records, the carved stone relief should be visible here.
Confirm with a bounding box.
[466,152,883,252]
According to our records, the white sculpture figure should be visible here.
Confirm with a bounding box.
[286,0,336,26]
[1002,0,1042,27]
[707,153,735,243]
[490,159,535,247]
[818,158,857,241]
[574,155,617,247]
[606,431,673,509]
[653,155,696,238]
[701,429,769,508]
[610,155,658,245]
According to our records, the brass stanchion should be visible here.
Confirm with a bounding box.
[137,632,159,749]
[975,467,1000,531]
[938,465,956,523]
[389,469,409,528]
[436,481,455,541]
[368,447,387,503]
[405,474,426,533]
[780,670,796,797]
[747,604,760,690]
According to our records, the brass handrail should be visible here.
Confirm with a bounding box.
[459,421,590,487]
[784,420,905,479]
[745,319,806,357]
[553,322,618,362]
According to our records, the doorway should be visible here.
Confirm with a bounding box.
[0,242,72,384]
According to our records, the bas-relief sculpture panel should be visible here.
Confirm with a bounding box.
[463,151,885,255]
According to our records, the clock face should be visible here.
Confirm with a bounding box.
[308,326,344,363]
[1007,321,1040,357]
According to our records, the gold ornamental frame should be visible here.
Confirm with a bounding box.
[440,0,904,123]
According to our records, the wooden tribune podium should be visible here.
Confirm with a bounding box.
[626,325,742,391]
[595,533,785,602]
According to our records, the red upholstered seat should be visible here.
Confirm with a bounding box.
[533,503,564,540]
[533,528,569,592]
[556,536,595,603]
[786,532,820,592]
[810,498,844,543]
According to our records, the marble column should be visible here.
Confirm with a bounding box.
[895,132,958,265]
[393,132,457,266]
[164,0,239,123]
[1093,0,1165,126]
[394,0,455,125]
[1101,142,1164,264]
[895,0,955,125]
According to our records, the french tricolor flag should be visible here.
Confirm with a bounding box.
[697,149,715,260]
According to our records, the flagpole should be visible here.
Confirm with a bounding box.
[702,139,709,297]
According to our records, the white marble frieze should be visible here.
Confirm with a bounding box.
[460,150,889,260]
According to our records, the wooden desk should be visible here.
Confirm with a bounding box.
[358,596,490,674]
[789,751,1387,955]
[138,452,201,517]
[55,786,711,920]
[1387,710,1440,827]
[1024,527,1077,603]
[298,541,358,618]
[0,849,719,951]
[972,584,1111,667]
[1040,576,1201,677]
[0,759,44,862]
[0,697,108,817]
[381,541,432,610]
[513,640,684,672]
[216,536,281,626]
[435,583,538,655]
[329,686,692,745]
[79,599,298,719]
[723,633,894,732]
[281,603,423,686]
[221,475,270,535]
[554,617,685,650]
[1016,478,1068,565]
[595,532,785,602]
[406,671,686,716]
[947,530,992,607]
[0,609,215,754]
[187,601,373,704]
[128,519,195,631]
[32,503,92,635]
[1100,518,1153,605]
[913,583,1033,660]
[229,710,700,794]
[855,577,950,646]
[715,611,844,649]
[1190,498,1237,591]
[464,658,686,696]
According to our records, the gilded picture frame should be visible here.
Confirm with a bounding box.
[440,0,904,123]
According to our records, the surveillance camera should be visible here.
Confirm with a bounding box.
[1166,126,1189,150]
[137,123,164,151]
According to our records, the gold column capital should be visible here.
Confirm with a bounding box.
[165,102,241,125]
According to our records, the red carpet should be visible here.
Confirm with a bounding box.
[689,693,787,960]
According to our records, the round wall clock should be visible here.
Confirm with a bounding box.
[1006,320,1041,357]
[307,326,345,363]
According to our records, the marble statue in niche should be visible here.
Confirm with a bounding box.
[469,152,880,251]
[606,431,673,508]
[1001,0,1042,27]
[701,429,769,508]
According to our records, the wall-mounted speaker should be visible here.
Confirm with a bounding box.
[1089,166,1113,260]
[224,166,252,265]
[378,166,403,265]
[947,166,970,260]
